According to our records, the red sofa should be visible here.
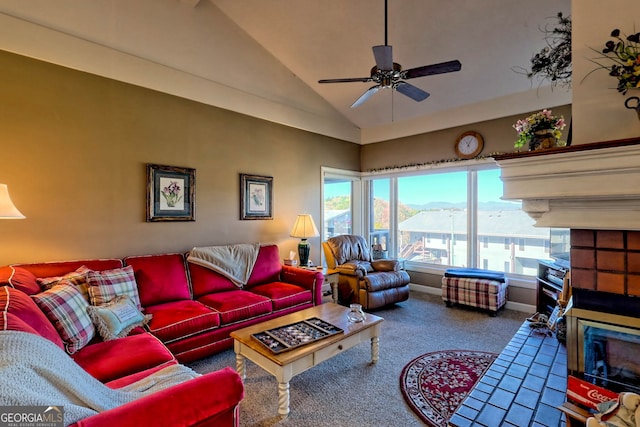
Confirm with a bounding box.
[0,285,244,427]
[0,243,324,426]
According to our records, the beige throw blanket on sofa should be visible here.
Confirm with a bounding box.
[0,331,200,426]
[187,243,260,288]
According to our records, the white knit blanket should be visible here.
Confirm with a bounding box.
[187,243,260,288]
[0,331,200,426]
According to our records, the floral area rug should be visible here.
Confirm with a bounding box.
[399,350,497,427]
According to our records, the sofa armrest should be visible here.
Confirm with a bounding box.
[371,259,401,272]
[281,266,324,305]
[71,367,244,427]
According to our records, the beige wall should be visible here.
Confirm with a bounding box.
[0,50,360,265]
[361,105,572,171]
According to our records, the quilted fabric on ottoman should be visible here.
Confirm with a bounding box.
[441,269,508,316]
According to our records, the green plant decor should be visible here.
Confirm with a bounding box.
[513,109,567,150]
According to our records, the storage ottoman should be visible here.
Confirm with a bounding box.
[441,268,508,316]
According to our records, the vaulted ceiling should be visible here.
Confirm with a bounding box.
[0,0,571,143]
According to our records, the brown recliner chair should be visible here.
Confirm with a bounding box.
[322,235,410,310]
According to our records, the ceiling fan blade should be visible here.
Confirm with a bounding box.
[372,45,393,71]
[395,81,430,102]
[351,85,380,108]
[402,60,462,79]
[319,77,373,83]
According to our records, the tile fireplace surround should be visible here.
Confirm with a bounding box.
[570,229,640,296]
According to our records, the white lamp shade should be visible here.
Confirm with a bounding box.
[290,214,319,238]
[0,184,25,219]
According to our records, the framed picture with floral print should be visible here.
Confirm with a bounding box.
[240,173,273,220]
[146,164,195,222]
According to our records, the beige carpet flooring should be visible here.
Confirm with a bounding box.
[187,291,529,427]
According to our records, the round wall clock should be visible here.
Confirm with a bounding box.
[454,131,484,159]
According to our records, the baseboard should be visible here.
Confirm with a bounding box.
[504,301,535,314]
[409,283,440,296]
[409,283,534,314]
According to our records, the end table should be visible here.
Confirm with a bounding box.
[298,266,339,304]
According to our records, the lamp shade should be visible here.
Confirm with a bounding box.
[290,214,319,238]
[0,184,25,219]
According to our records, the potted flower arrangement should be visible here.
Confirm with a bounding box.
[587,28,640,95]
[513,109,567,151]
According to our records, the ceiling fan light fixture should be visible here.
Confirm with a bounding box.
[318,0,462,107]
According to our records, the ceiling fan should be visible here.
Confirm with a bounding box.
[318,0,462,108]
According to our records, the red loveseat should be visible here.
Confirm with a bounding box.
[0,243,324,426]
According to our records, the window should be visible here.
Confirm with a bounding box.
[363,164,551,277]
[323,180,352,239]
[369,178,390,253]
[397,171,468,267]
[476,168,548,275]
[322,167,361,240]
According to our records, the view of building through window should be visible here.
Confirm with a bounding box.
[394,168,550,276]
[323,179,352,240]
[476,169,548,275]
[370,178,390,254]
[397,171,469,267]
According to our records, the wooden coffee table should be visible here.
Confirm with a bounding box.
[230,303,384,416]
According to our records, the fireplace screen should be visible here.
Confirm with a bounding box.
[572,316,640,394]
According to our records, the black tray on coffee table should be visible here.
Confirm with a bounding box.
[251,317,343,354]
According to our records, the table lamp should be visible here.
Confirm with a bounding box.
[0,184,25,219]
[290,214,319,267]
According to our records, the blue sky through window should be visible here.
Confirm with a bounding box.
[324,169,513,205]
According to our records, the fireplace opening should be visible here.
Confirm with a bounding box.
[567,306,640,394]
[582,320,640,393]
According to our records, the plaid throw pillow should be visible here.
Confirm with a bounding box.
[86,265,142,309]
[37,265,91,301]
[32,283,95,354]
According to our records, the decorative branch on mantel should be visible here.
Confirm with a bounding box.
[512,12,572,89]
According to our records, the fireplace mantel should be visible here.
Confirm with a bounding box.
[493,138,640,230]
